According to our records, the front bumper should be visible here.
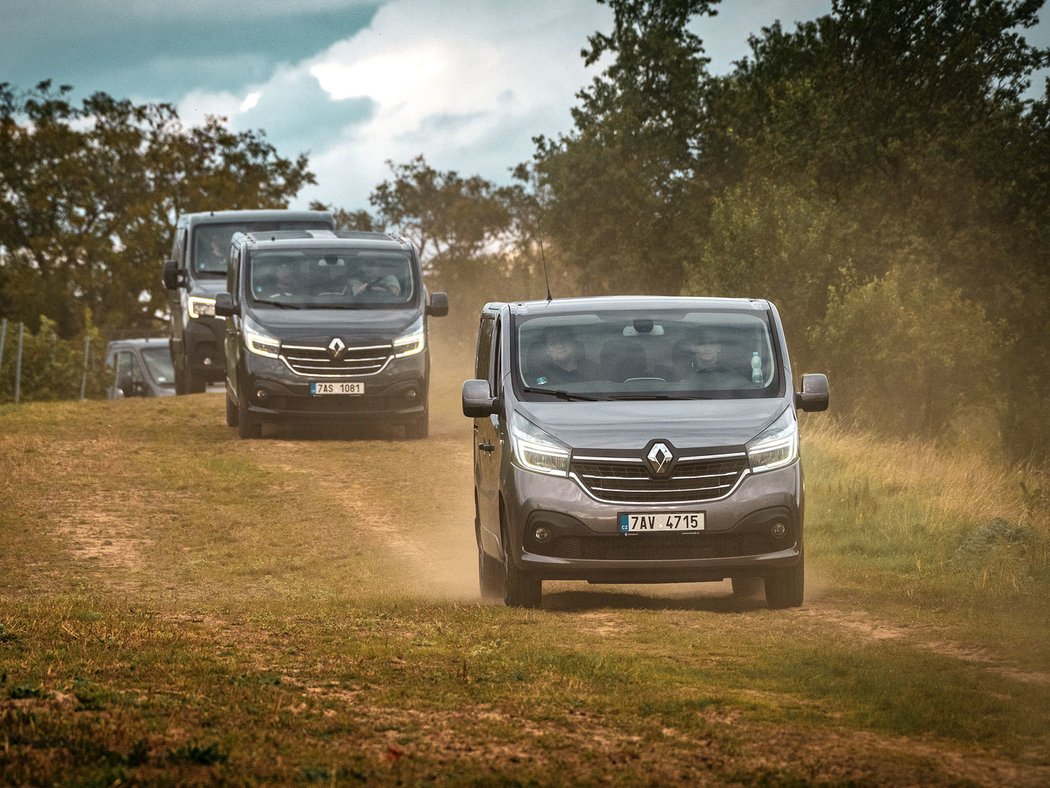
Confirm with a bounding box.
[501,461,803,583]
[241,350,427,424]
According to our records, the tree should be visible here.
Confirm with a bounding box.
[688,0,1050,456]
[0,81,315,338]
[528,0,719,294]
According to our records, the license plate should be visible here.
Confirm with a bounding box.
[310,382,364,395]
[619,512,705,533]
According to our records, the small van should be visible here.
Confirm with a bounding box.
[162,209,335,394]
[215,229,448,439]
[106,337,176,399]
[462,297,828,609]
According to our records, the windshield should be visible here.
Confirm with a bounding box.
[247,248,416,308]
[140,346,175,387]
[515,309,780,400]
[191,221,331,275]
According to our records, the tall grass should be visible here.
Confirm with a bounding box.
[803,415,1049,618]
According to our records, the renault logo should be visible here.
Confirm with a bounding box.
[645,442,674,477]
[327,337,346,359]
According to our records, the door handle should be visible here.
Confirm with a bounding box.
[478,441,495,453]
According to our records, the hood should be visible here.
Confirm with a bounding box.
[516,398,788,451]
[250,306,419,344]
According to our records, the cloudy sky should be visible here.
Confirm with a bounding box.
[2,1,1047,212]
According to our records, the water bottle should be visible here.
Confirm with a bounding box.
[751,351,763,384]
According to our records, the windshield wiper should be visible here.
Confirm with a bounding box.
[606,394,712,401]
[521,386,599,402]
[253,299,302,309]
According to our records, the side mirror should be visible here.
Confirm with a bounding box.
[427,291,449,317]
[795,373,829,412]
[462,379,497,418]
[214,292,236,318]
[162,259,184,290]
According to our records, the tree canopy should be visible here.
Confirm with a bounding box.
[524,0,1050,457]
[0,81,315,338]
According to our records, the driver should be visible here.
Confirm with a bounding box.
[347,261,401,297]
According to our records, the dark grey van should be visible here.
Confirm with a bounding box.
[161,209,335,394]
[215,229,448,439]
[462,297,828,609]
[106,338,176,399]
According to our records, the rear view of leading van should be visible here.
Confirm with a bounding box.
[462,296,829,609]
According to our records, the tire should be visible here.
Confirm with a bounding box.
[186,368,207,394]
[236,389,262,439]
[731,576,763,598]
[405,409,429,440]
[500,512,541,608]
[765,552,804,609]
[225,392,238,428]
[478,543,502,601]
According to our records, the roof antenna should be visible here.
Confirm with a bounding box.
[538,234,553,302]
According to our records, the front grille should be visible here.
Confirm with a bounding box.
[280,342,392,377]
[570,453,748,504]
[540,532,778,561]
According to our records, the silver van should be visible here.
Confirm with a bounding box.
[462,297,829,609]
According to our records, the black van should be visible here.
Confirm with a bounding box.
[162,209,335,394]
[215,230,448,439]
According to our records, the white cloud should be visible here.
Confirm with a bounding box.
[174,0,610,211]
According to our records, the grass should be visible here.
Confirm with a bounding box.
[1,352,1048,784]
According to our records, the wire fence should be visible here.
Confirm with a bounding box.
[0,318,169,405]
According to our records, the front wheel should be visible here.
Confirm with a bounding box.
[405,409,429,440]
[225,391,239,427]
[478,544,502,601]
[765,552,804,609]
[501,516,540,608]
[236,387,261,439]
[186,368,207,394]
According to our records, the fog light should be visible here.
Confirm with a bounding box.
[533,525,553,544]
[202,356,213,366]
[405,388,418,400]
[771,521,788,539]
[255,388,269,401]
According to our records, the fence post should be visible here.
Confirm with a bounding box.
[0,318,7,374]
[14,322,24,404]
[80,336,91,401]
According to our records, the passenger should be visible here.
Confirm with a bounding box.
[531,327,599,385]
[682,331,750,387]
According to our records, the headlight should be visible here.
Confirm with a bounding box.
[243,317,280,358]
[509,411,571,477]
[746,407,799,473]
[393,318,426,358]
[187,296,217,319]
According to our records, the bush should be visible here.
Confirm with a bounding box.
[812,261,1002,440]
[0,314,111,403]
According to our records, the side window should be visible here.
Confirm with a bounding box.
[475,316,493,381]
[491,317,502,392]
[172,228,187,268]
[227,247,239,295]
